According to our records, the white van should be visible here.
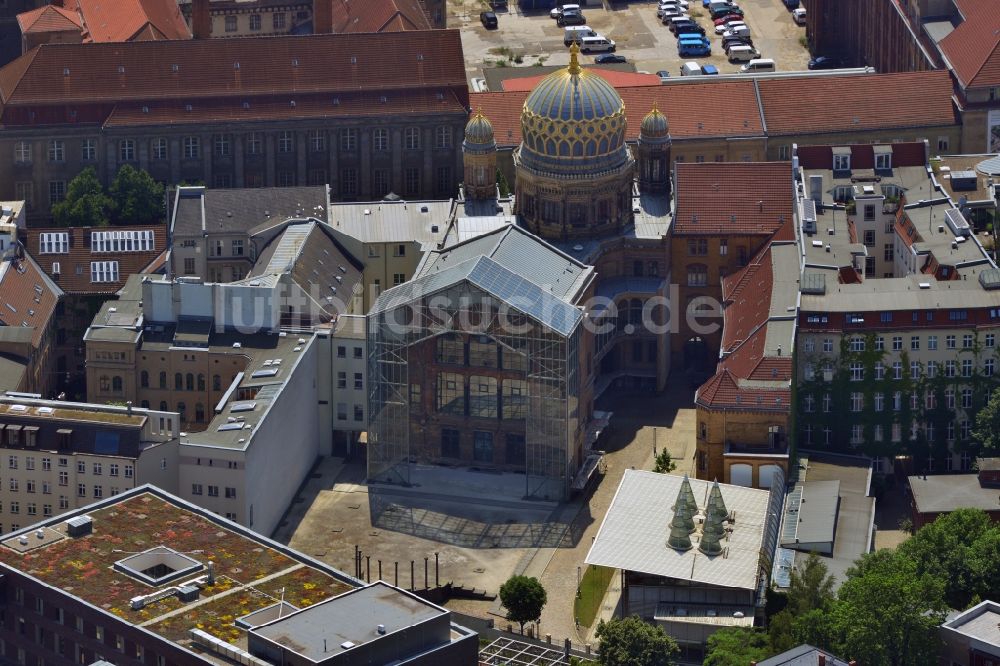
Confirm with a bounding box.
[563,25,596,45]
[680,61,702,76]
[727,45,760,63]
[580,36,616,53]
[740,58,776,73]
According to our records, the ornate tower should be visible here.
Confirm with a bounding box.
[637,102,671,195]
[463,109,497,200]
[513,43,635,242]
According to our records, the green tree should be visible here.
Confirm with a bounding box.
[498,575,547,634]
[896,508,1000,608]
[973,386,1000,452]
[832,550,946,665]
[110,165,165,225]
[51,167,113,227]
[703,627,770,666]
[595,616,678,666]
[785,552,835,616]
[652,449,675,474]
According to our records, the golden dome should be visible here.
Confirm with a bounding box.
[518,43,629,175]
[464,108,495,149]
[640,102,669,141]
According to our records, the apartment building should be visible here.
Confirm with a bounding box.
[168,185,329,283]
[0,239,63,397]
[0,30,468,221]
[0,486,477,665]
[0,397,178,535]
[327,315,367,456]
[794,141,1000,474]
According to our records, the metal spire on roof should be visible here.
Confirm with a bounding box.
[678,475,698,525]
[699,482,727,557]
[707,480,728,522]
[667,500,694,551]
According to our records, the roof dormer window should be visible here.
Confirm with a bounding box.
[832,147,851,172]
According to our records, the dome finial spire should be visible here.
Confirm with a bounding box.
[568,43,581,76]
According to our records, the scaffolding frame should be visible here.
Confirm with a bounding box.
[367,279,580,500]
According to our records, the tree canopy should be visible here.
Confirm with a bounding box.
[110,165,165,225]
[595,616,678,666]
[652,449,676,474]
[499,575,547,634]
[703,627,770,666]
[51,167,113,227]
[973,386,1000,452]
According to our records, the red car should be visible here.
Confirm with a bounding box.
[714,13,743,25]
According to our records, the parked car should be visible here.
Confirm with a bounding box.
[715,20,746,34]
[700,64,719,75]
[710,5,743,19]
[722,25,751,39]
[678,41,711,57]
[792,7,807,24]
[551,3,580,18]
[660,9,688,22]
[656,69,671,81]
[675,23,707,37]
[722,35,755,50]
[714,13,744,25]
[808,56,841,70]
[480,11,498,28]
[657,0,689,14]
[557,11,586,25]
[595,53,627,64]
[681,61,702,76]
[678,35,711,49]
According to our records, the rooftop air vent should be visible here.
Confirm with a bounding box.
[65,515,93,538]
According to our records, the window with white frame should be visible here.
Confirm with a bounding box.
[278,131,294,153]
[435,126,452,149]
[849,362,864,381]
[152,138,168,160]
[404,127,420,150]
[81,139,97,161]
[49,181,66,204]
[850,392,863,412]
[120,139,135,161]
[875,152,891,170]
[183,136,200,159]
[90,261,120,283]
[39,232,68,254]
[833,153,850,171]
[822,338,833,352]
[214,134,231,157]
[14,141,31,163]
[309,130,325,152]
[47,140,64,162]
[374,128,389,151]
[247,132,262,155]
[91,230,154,253]
[340,128,357,151]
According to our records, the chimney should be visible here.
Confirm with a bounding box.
[314,0,334,34]
[192,0,211,39]
[818,655,826,666]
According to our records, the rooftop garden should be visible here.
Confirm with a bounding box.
[0,493,352,645]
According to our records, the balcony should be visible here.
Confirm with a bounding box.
[724,438,788,459]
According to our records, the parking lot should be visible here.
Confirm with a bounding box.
[454,0,811,81]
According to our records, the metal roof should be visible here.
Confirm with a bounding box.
[783,480,839,547]
[328,199,455,244]
[908,473,1000,513]
[585,470,772,591]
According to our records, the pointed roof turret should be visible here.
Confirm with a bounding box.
[667,499,694,551]
[699,488,727,557]
[678,474,698,522]
[706,480,728,522]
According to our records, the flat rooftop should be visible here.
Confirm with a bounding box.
[942,600,1000,652]
[0,487,355,659]
[0,397,147,427]
[585,470,773,592]
[936,154,998,205]
[908,473,1000,514]
[251,581,446,660]
[328,199,458,246]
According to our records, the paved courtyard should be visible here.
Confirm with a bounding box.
[276,383,697,648]
[453,0,812,82]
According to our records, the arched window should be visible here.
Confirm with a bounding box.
[99,375,110,392]
[687,263,708,287]
[185,373,194,391]
[159,401,168,411]
[197,374,206,391]
[140,400,150,409]
[174,373,183,390]
[140,370,149,388]
[434,126,452,149]
[159,371,167,389]
[195,403,205,422]
[213,375,222,391]
[177,402,186,419]
[112,376,123,393]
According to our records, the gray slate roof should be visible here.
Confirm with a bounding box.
[757,644,851,666]
[170,186,329,238]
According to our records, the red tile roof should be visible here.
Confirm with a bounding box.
[23,225,166,295]
[0,30,467,108]
[696,368,791,411]
[16,5,83,34]
[69,0,191,43]
[940,0,1000,89]
[673,162,795,237]
[0,253,61,349]
[103,90,467,127]
[470,79,763,146]
[501,70,661,92]
[331,0,431,33]
[795,142,927,170]
[720,249,772,353]
[757,70,957,136]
